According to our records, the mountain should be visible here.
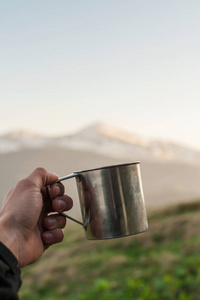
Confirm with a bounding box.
[0,146,200,215]
[0,130,50,153]
[1,123,200,166]
[55,123,200,165]
[1,123,200,213]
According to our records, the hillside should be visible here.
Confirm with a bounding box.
[19,200,200,300]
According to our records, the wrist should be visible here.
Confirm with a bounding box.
[0,212,21,264]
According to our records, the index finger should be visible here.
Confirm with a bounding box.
[28,168,59,188]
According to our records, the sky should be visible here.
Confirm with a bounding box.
[0,0,200,149]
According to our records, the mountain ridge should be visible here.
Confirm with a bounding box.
[0,123,200,165]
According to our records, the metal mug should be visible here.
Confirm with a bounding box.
[56,162,148,240]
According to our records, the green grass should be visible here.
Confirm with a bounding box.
[19,200,200,300]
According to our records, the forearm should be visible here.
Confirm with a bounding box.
[0,242,22,300]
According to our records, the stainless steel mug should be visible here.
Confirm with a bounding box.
[57,162,148,240]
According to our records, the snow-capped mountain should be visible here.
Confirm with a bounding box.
[0,123,200,165]
[52,123,200,165]
[0,130,50,153]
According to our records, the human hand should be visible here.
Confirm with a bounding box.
[0,168,73,268]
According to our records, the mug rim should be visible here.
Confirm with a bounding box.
[74,161,140,174]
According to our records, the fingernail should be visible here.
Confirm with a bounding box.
[57,199,65,211]
[44,232,53,242]
[48,217,56,228]
[54,184,61,194]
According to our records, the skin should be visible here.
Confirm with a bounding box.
[0,168,73,268]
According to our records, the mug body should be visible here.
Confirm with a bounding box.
[75,162,148,240]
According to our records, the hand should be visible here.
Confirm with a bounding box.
[0,168,73,268]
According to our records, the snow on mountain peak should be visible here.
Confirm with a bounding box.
[97,123,149,147]
[0,130,48,154]
[8,130,41,139]
[73,122,149,146]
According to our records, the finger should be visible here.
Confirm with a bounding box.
[42,183,65,214]
[43,183,64,201]
[43,214,66,230]
[28,167,59,188]
[52,195,73,212]
[42,228,64,246]
[48,182,65,199]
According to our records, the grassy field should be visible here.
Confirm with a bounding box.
[19,200,200,300]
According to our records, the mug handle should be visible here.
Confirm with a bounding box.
[46,173,89,228]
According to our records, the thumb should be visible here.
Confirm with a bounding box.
[27,168,59,188]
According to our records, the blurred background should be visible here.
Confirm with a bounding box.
[1,1,200,299]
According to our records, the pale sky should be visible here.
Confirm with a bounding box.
[0,0,200,149]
